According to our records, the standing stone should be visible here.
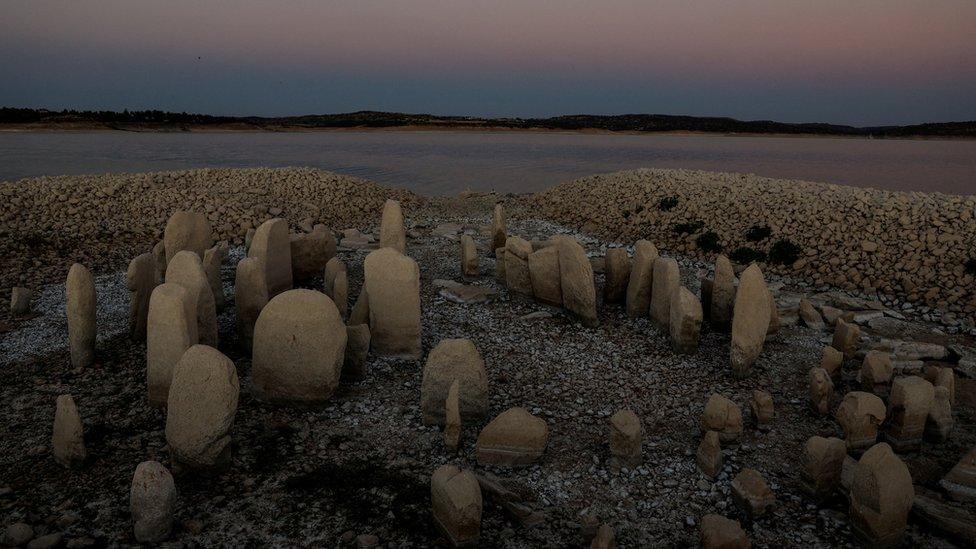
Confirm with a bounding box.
[528,246,562,306]
[603,249,630,303]
[163,211,213,265]
[554,236,598,327]
[609,409,642,468]
[244,227,256,254]
[700,514,749,549]
[379,199,406,253]
[799,298,826,330]
[460,235,479,277]
[248,218,293,297]
[836,391,886,454]
[801,436,847,502]
[505,237,534,297]
[731,468,775,518]
[333,270,349,318]
[152,240,167,283]
[322,256,345,296]
[821,346,844,379]
[475,408,548,466]
[444,380,461,453]
[730,264,770,378]
[925,386,953,442]
[701,394,743,444]
[696,431,723,478]
[349,287,370,326]
[626,240,658,318]
[147,284,197,408]
[749,390,774,428]
[809,367,834,415]
[290,224,337,282]
[491,203,507,251]
[165,345,238,472]
[860,351,893,397]
[832,319,861,359]
[364,248,422,359]
[649,257,679,331]
[165,251,218,347]
[234,257,268,352]
[886,375,934,452]
[670,286,703,354]
[52,394,86,468]
[766,290,780,335]
[494,248,506,282]
[343,324,371,382]
[431,465,482,547]
[130,461,177,543]
[421,339,489,425]
[934,367,955,404]
[126,253,158,342]
[202,245,225,310]
[252,289,346,405]
[941,447,976,501]
[850,443,914,547]
[66,263,96,369]
[711,254,736,331]
[10,286,32,315]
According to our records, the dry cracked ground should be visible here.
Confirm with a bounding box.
[2,210,976,548]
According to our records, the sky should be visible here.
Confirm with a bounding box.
[2,0,975,125]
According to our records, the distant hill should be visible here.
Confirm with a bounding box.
[2,107,973,137]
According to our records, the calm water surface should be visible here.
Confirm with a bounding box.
[0,131,973,195]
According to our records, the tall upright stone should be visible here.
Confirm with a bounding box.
[460,235,479,277]
[165,250,218,347]
[696,430,723,478]
[147,284,197,408]
[850,443,914,547]
[730,264,770,378]
[52,394,86,468]
[333,270,349,318]
[66,263,97,369]
[603,248,630,303]
[625,240,657,319]
[248,218,293,297]
[649,257,679,331]
[364,248,422,359]
[126,253,158,342]
[323,257,347,298]
[491,203,507,251]
[801,436,846,502]
[234,257,268,352]
[836,391,886,454]
[421,339,489,425]
[670,286,703,354]
[431,465,483,547]
[252,289,346,405]
[504,237,534,297]
[379,199,406,253]
[152,240,167,283]
[163,211,213,265]
[165,345,239,472]
[554,235,598,327]
[290,224,337,282]
[528,246,562,306]
[202,245,225,309]
[130,461,176,543]
[711,255,735,330]
[885,375,934,452]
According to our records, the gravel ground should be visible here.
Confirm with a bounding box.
[2,211,975,547]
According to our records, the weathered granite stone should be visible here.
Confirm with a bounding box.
[670,286,702,354]
[165,250,218,347]
[252,289,346,405]
[553,235,598,327]
[342,324,371,382]
[475,408,548,466]
[444,380,461,453]
[323,257,347,298]
[696,430,723,478]
[836,391,886,454]
[649,257,679,331]
[460,235,478,277]
[165,345,239,472]
[52,394,86,468]
[799,298,825,330]
[290,224,336,282]
[494,248,506,282]
[700,514,749,549]
[152,240,167,283]
[603,248,630,303]
[821,346,844,380]
[127,253,158,341]
[942,447,976,501]
[590,524,616,549]
[731,468,775,518]
[711,255,736,331]
[934,367,955,405]
[333,269,348,318]
[491,204,507,251]
[730,264,770,378]
[766,290,780,335]
[10,286,32,315]
[886,375,934,452]
[421,339,489,425]
[348,286,370,326]
[202,245,225,309]
[163,211,213,265]
[861,351,893,397]
[130,461,176,543]
[749,389,774,428]
[800,436,846,502]
[431,465,482,547]
[850,443,914,547]
[147,284,197,408]
[364,247,422,359]
[701,394,743,444]
[527,245,562,307]
[609,409,642,468]
[234,257,268,352]
[248,218,293,297]
[832,319,861,360]
[379,199,406,253]
[66,263,97,369]
[809,367,834,415]
[925,386,953,442]
[625,240,658,319]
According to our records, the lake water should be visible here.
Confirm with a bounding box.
[0,131,973,196]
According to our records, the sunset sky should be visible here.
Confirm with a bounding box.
[2,0,974,125]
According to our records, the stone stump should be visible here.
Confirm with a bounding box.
[460,235,479,277]
[127,253,158,342]
[10,286,32,315]
[323,257,347,299]
[941,447,976,501]
[609,409,642,468]
[860,351,893,397]
[809,367,834,415]
[696,431,723,478]
[700,514,749,549]
[52,394,86,468]
[444,380,461,453]
[147,284,197,408]
[926,386,953,442]
[799,298,825,330]
[421,339,489,425]
[821,346,844,380]
[333,270,348,318]
[625,240,657,318]
[731,468,775,518]
[749,389,774,428]
[494,248,506,282]
[431,465,482,547]
[364,247,422,359]
[248,218,293,297]
[730,264,770,378]
[800,436,846,502]
[67,263,97,369]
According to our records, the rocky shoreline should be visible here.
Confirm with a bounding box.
[2,168,976,547]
